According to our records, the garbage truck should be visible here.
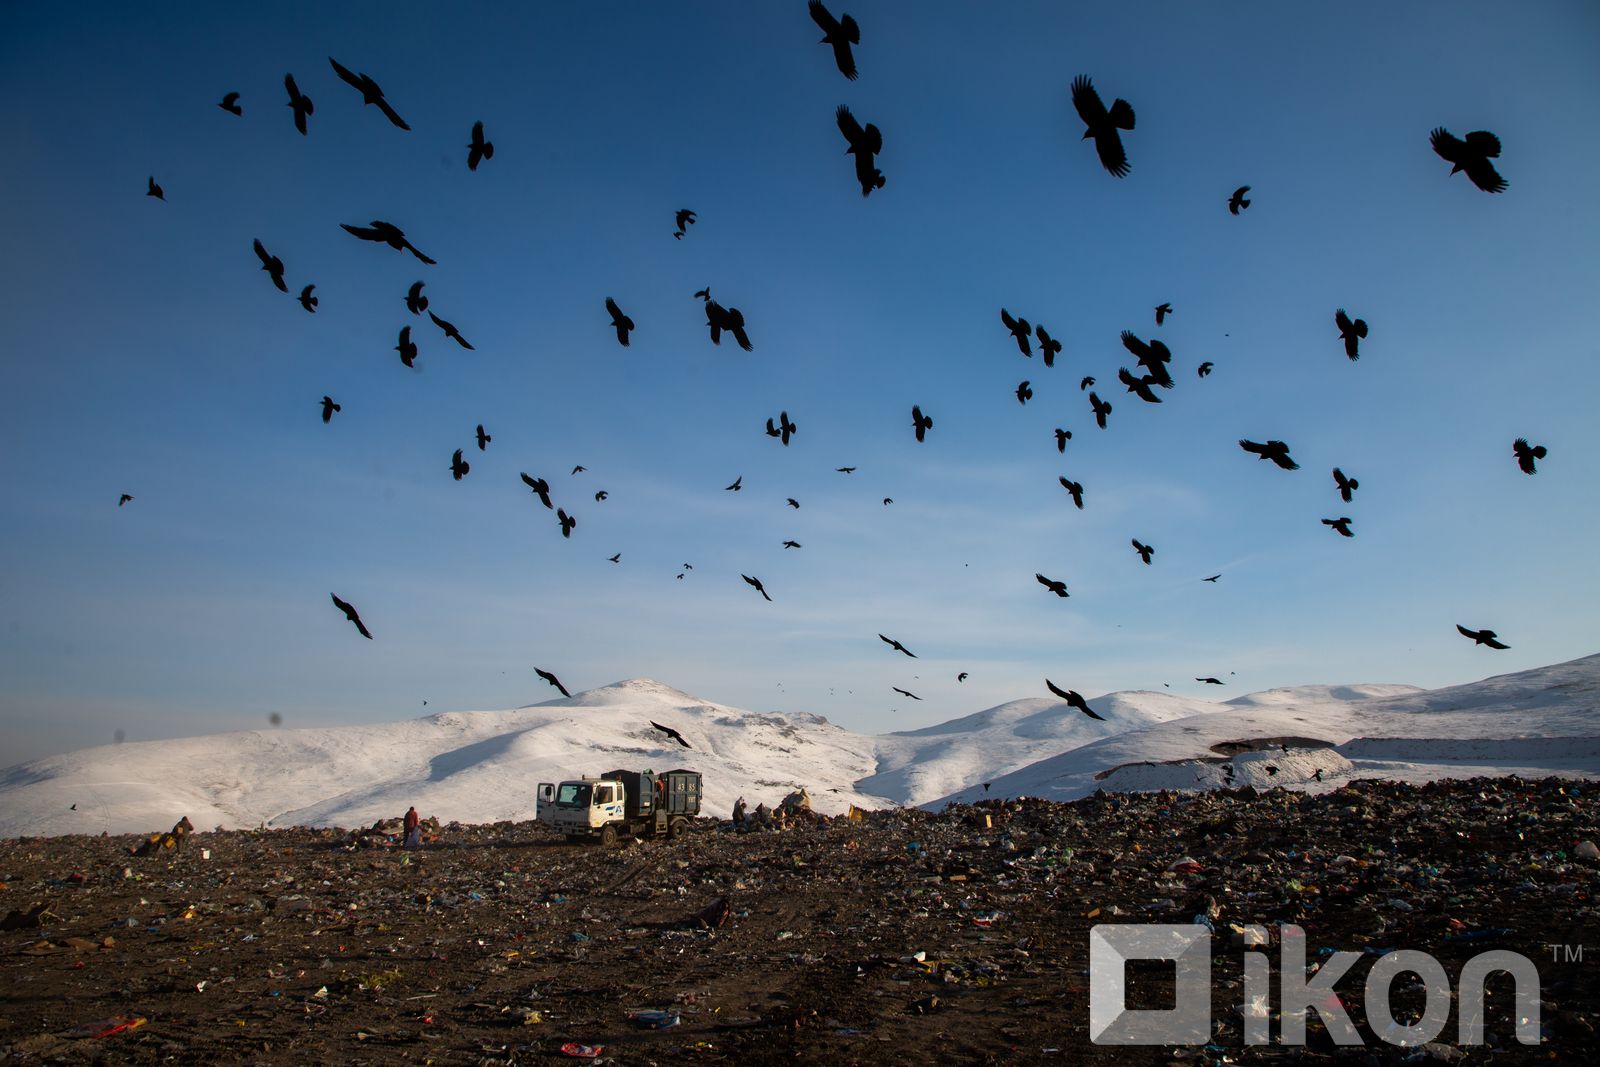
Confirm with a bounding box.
[536,768,702,845]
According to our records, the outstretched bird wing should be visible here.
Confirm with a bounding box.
[535,668,571,697]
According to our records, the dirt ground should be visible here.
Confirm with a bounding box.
[2,776,1596,1065]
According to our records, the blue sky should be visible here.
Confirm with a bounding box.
[2,2,1597,764]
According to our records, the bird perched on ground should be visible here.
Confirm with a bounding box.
[1132,539,1154,564]
[330,593,372,639]
[341,220,435,264]
[650,721,692,748]
[836,105,885,197]
[1513,438,1547,475]
[1089,391,1112,429]
[879,633,916,658]
[1196,677,1224,685]
[219,91,242,116]
[466,121,493,170]
[742,574,772,601]
[253,239,287,292]
[1322,516,1354,537]
[725,475,742,491]
[1240,439,1298,470]
[1456,624,1510,649]
[119,494,133,506]
[1228,185,1251,214]
[1054,428,1071,453]
[405,280,428,314]
[1119,331,1174,386]
[284,74,313,135]
[1058,476,1084,509]
[1335,309,1368,360]
[673,209,696,239]
[429,311,473,349]
[320,396,340,423]
[1016,380,1033,404]
[298,284,317,313]
[809,1,860,80]
[146,176,164,201]
[912,405,933,442]
[605,297,634,346]
[328,57,409,129]
[1036,573,1069,598]
[1430,127,1507,193]
[1000,308,1032,355]
[520,473,553,508]
[782,540,801,549]
[450,449,470,480]
[1118,366,1165,403]
[1197,361,1213,378]
[766,411,797,446]
[475,424,490,451]
[396,326,418,367]
[557,509,576,538]
[1071,75,1135,177]
[1155,302,1172,326]
[1332,467,1358,502]
[891,686,921,700]
[705,299,754,351]
[786,498,800,509]
[1035,324,1062,366]
[535,668,571,697]
[1046,680,1104,720]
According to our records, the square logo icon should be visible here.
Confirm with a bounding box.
[1089,924,1212,1044]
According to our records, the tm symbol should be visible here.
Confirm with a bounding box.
[1549,944,1584,963]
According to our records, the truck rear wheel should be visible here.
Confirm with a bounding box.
[599,824,618,847]
[668,817,688,840]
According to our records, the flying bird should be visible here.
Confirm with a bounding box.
[341,220,435,264]
[809,0,860,81]
[1228,185,1251,214]
[883,497,893,505]
[1058,477,1084,509]
[1239,439,1298,470]
[673,209,696,239]
[705,299,754,351]
[605,297,635,347]
[608,553,621,563]
[298,284,317,313]
[557,509,576,538]
[782,540,802,549]
[787,498,800,509]
[725,475,742,491]
[466,120,494,170]
[742,574,772,601]
[957,672,968,682]
[766,411,797,446]
[912,405,933,442]
[650,720,692,748]
[146,176,164,201]
[405,280,429,314]
[429,311,473,349]
[520,473,553,509]
[1430,127,1507,194]
[450,449,470,480]
[475,424,491,451]
[572,465,587,475]
[1119,331,1173,385]
[1118,366,1165,403]
[836,467,856,473]
[328,57,409,129]
[219,91,242,116]
[836,105,885,197]
[592,490,607,502]
[118,494,133,507]
[1035,573,1069,598]
[1089,392,1112,429]
[330,593,372,639]
[1197,361,1213,378]
[1202,574,1221,583]
[1332,467,1358,502]
[891,687,921,700]
[1456,624,1509,649]
[1035,324,1062,366]
[396,326,418,367]
[1196,677,1224,685]
[535,667,571,697]
[1016,380,1033,404]
[1000,308,1032,355]
[879,634,916,658]
[1054,428,1071,453]
[284,73,313,135]
[320,396,341,423]
[1045,679,1104,720]
[1322,516,1354,537]
[253,239,287,292]
[1155,302,1172,326]
[1335,309,1367,360]
[1513,438,1547,475]
[1132,539,1154,564]
[1070,75,1135,178]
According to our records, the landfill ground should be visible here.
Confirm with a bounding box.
[1,776,1596,1066]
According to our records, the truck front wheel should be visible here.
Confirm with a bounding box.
[668,817,688,840]
[599,824,618,847]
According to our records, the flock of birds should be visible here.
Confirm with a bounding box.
[124,5,1549,738]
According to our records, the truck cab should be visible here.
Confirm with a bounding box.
[537,768,701,845]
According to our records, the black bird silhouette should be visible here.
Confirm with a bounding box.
[1080,376,1095,391]
[725,475,742,491]
[1197,361,1214,378]
[1046,679,1104,720]
[535,667,571,697]
[882,497,893,505]
[1054,428,1071,453]
[1155,302,1172,326]
[1240,439,1298,470]
[1000,308,1033,355]
[405,280,428,315]
[1071,75,1135,178]
[1196,677,1224,685]
[298,284,317,313]
[1202,574,1221,583]
[219,91,242,116]
[787,498,800,509]
[836,105,886,196]
[1332,467,1358,502]
[594,490,608,501]
[879,633,916,658]
[1035,324,1063,366]
[1430,127,1507,194]
[605,297,634,347]
[1322,516,1354,537]
[429,311,473,349]
[253,239,287,292]
[1335,309,1367,360]
[557,508,576,538]
[783,540,802,549]
[1118,366,1165,403]
[1089,391,1112,429]
[912,405,933,442]
[673,209,696,239]
[320,395,340,423]
[809,0,860,81]
[1119,331,1173,386]
[1513,438,1547,475]
[1016,380,1033,405]
[396,326,418,367]
[146,176,164,201]
[466,121,494,170]
[891,686,921,700]
[341,220,435,264]
[650,720,692,748]
[572,466,587,475]
[1036,573,1070,598]
[520,473,553,509]
[765,411,797,446]
[284,73,313,135]
[693,286,711,302]
[705,299,754,351]
[957,672,968,682]
[1058,476,1084,509]
[330,593,372,639]
[608,553,621,563]
[450,449,470,480]
[836,467,856,473]
[742,574,772,601]
[328,57,409,129]
[1228,185,1251,214]
[119,494,133,506]
[1456,624,1510,649]
[1132,539,1154,564]
[475,424,491,451]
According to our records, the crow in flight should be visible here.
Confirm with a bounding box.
[253,239,287,292]
[1155,302,1171,326]
[883,497,893,505]
[836,467,856,473]
[1228,185,1251,214]
[1055,427,1071,453]
[1036,573,1069,598]
[879,633,916,658]
[341,220,435,264]
[1335,309,1367,360]
[1071,75,1135,177]
[328,57,410,129]
[572,466,586,475]
[608,553,621,562]
[1196,677,1224,685]
[1456,624,1509,649]
[475,424,491,451]
[146,176,164,201]
[298,284,317,313]
[787,497,800,508]
[1119,331,1173,386]
[557,509,576,538]
[119,494,133,506]
[742,574,772,601]
[330,593,372,639]
[1035,324,1062,366]
[836,105,885,197]
[1132,539,1154,564]
[406,280,428,314]
[650,720,692,748]
[725,475,742,491]
[466,121,494,170]
[1046,679,1104,720]
[1089,391,1112,429]
[766,411,797,445]
[1080,376,1095,391]
[1118,366,1165,403]
[320,396,340,423]
[605,297,634,346]
[520,473,553,508]
[1058,476,1084,509]
[783,540,801,549]
[912,405,933,442]
[1430,127,1507,194]
[429,311,473,349]
[1197,361,1213,378]
[1322,516,1354,537]
[219,91,242,116]
[705,299,753,350]
[1240,439,1298,470]
[809,1,860,81]
[594,490,608,501]
[1016,380,1033,404]
[284,74,313,135]
[396,326,418,367]
[891,686,921,700]
[535,667,571,697]
[1332,467,1358,502]
[450,449,470,480]
[957,672,968,682]
[1513,438,1547,475]
[1202,574,1221,582]
[1000,308,1032,355]
[673,209,696,239]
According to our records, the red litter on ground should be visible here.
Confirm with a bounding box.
[560,1042,604,1058]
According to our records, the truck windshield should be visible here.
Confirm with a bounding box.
[555,783,592,807]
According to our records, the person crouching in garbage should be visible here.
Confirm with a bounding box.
[403,805,421,848]
[732,796,747,829]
